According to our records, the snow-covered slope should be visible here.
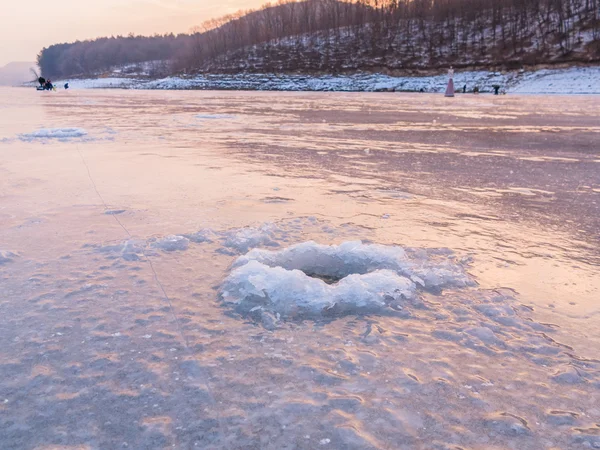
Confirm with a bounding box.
[53,66,600,94]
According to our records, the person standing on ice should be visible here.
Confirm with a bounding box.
[445,67,455,97]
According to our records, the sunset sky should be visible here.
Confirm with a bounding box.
[0,0,266,66]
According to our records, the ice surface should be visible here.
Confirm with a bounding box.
[195,114,237,120]
[18,128,88,141]
[94,223,285,260]
[97,239,147,261]
[183,229,217,243]
[221,223,280,253]
[0,250,17,265]
[221,241,473,323]
[2,88,600,450]
[151,235,190,252]
[182,223,285,253]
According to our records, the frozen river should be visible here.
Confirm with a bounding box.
[1,87,599,449]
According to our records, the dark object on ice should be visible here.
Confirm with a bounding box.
[37,77,47,90]
[493,85,500,95]
[473,86,480,94]
[64,82,69,90]
[463,84,467,93]
[419,88,424,93]
[44,80,54,91]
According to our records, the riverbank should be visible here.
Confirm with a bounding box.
[44,66,600,94]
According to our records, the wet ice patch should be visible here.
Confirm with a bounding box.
[221,241,473,325]
[19,128,88,141]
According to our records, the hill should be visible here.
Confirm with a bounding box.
[0,62,36,86]
[37,0,600,80]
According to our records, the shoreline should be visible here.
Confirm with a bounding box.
[25,65,600,94]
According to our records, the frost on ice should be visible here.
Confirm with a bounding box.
[151,235,190,252]
[97,240,147,261]
[19,128,88,141]
[183,223,280,253]
[220,241,474,325]
[221,224,280,253]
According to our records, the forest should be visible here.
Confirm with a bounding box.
[38,0,600,78]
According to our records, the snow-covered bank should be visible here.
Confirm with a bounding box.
[56,66,600,94]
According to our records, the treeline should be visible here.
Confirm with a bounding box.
[38,0,600,78]
[37,34,189,79]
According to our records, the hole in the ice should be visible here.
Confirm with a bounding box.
[219,240,475,327]
[302,272,344,285]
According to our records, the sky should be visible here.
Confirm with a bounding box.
[0,0,266,67]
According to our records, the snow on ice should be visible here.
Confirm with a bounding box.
[18,128,88,141]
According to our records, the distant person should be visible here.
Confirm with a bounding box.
[419,88,424,93]
[64,82,69,90]
[473,86,480,94]
[463,84,467,93]
[38,77,46,87]
[493,85,500,95]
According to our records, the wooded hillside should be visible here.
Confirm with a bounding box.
[38,0,600,78]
